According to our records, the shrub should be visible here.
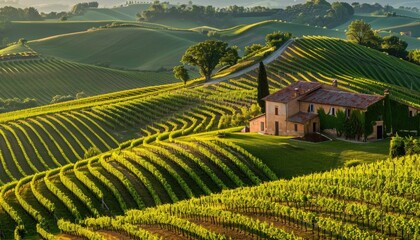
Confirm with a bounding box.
[389,134,405,158]
[404,137,420,156]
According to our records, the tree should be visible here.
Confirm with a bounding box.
[257,62,269,113]
[265,31,292,48]
[346,20,375,45]
[173,65,189,85]
[408,49,420,65]
[181,40,237,81]
[245,44,264,56]
[220,46,239,66]
[60,16,68,21]
[381,35,407,58]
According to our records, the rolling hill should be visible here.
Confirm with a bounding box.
[68,4,151,21]
[29,27,207,71]
[3,21,116,43]
[0,57,176,104]
[28,21,347,71]
[0,36,418,239]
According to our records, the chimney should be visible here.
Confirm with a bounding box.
[294,87,299,97]
[332,79,338,88]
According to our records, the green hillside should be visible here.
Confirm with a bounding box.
[68,4,150,21]
[0,57,176,104]
[3,21,115,42]
[55,154,419,239]
[336,15,419,31]
[30,28,207,70]
[0,36,418,239]
[28,21,347,70]
[381,22,420,37]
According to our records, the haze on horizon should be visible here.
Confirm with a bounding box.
[0,0,419,13]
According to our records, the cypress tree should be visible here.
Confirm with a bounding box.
[257,62,269,113]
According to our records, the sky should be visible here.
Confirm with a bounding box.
[0,0,418,13]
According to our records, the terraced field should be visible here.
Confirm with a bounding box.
[0,36,418,186]
[0,136,277,238]
[0,36,418,239]
[0,57,176,104]
[55,154,420,240]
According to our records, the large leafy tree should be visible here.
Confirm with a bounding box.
[173,65,189,85]
[381,36,408,58]
[346,20,375,45]
[181,40,238,81]
[257,62,269,113]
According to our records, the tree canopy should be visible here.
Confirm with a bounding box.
[181,40,238,81]
[346,20,375,45]
[265,32,293,48]
[173,65,190,85]
[257,62,269,113]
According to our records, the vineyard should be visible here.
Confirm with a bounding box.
[0,135,277,238]
[0,36,417,186]
[0,36,418,238]
[55,154,420,240]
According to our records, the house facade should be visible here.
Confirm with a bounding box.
[250,81,386,140]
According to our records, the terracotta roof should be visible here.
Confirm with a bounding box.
[288,112,319,124]
[262,81,322,103]
[300,89,384,109]
[249,113,265,121]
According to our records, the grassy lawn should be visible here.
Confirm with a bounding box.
[186,130,389,179]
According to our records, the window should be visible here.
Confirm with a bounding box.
[275,106,279,115]
[294,124,298,132]
[329,107,336,116]
[308,104,314,113]
[260,122,265,131]
[409,111,413,117]
[346,109,351,118]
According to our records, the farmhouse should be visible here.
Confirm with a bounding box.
[250,80,387,140]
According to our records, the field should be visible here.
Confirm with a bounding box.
[29,28,207,70]
[336,14,420,49]
[201,133,389,179]
[3,21,116,42]
[0,36,416,187]
[28,21,348,70]
[0,35,418,238]
[0,57,176,104]
[45,154,420,239]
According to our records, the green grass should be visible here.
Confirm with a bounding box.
[30,28,206,70]
[3,21,116,42]
[381,22,420,37]
[186,132,389,179]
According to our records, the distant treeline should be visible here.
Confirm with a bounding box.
[275,0,353,28]
[0,98,38,113]
[0,2,99,22]
[138,2,275,22]
[139,0,354,28]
